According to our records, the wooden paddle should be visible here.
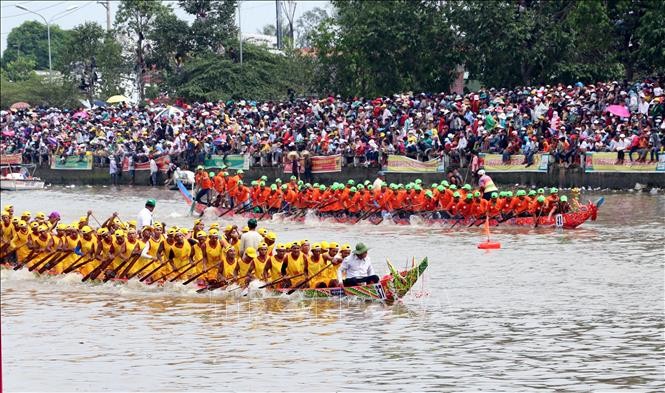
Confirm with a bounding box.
[118,252,143,279]
[139,258,172,283]
[287,263,334,295]
[0,242,27,260]
[169,258,204,282]
[139,249,175,282]
[13,249,37,270]
[82,258,114,282]
[27,250,61,272]
[449,215,465,228]
[102,255,136,283]
[37,251,72,274]
[125,258,156,280]
[182,261,220,285]
[62,255,91,274]
[258,272,305,289]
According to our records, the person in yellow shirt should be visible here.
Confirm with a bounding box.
[281,242,306,287]
[236,247,256,287]
[266,243,286,283]
[307,243,332,288]
[219,246,239,282]
[201,228,224,284]
[187,231,208,280]
[253,242,270,281]
[11,220,31,264]
[73,226,98,276]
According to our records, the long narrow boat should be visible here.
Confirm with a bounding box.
[1,258,428,303]
[178,181,601,229]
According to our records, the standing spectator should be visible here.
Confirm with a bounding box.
[128,153,136,185]
[149,156,159,186]
[109,155,119,185]
[303,151,313,183]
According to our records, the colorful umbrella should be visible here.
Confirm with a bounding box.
[92,100,107,108]
[10,102,30,110]
[605,105,630,118]
[106,95,129,104]
[72,111,89,120]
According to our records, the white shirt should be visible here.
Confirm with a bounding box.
[239,230,263,255]
[137,207,153,229]
[339,254,376,282]
[149,159,158,174]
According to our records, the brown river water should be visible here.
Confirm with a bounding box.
[1,187,664,391]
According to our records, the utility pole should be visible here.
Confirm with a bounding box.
[97,1,111,32]
[275,0,282,49]
[238,1,242,67]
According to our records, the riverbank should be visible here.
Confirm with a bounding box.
[31,165,665,190]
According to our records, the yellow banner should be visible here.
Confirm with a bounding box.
[479,153,549,172]
[386,155,444,173]
[585,152,664,172]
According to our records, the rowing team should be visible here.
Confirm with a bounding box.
[195,170,579,220]
[1,208,376,291]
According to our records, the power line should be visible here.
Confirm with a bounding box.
[1,2,66,19]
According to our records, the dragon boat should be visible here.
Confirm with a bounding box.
[1,258,428,304]
[179,181,601,229]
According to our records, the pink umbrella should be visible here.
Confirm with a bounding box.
[605,105,630,118]
[72,111,89,119]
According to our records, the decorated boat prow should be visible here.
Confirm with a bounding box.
[273,257,428,302]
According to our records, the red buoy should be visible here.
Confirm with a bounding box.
[478,241,501,249]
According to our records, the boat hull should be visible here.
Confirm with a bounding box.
[0,178,45,191]
[177,181,598,229]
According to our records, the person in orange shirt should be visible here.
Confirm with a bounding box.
[471,191,488,218]
[343,187,363,216]
[455,194,475,218]
[194,169,214,205]
[444,192,462,217]
[545,188,559,212]
[530,195,549,221]
[508,190,531,217]
[233,181,250,209]
[485,192,504,218]
[212,171,227,207]
[266,185,283,213]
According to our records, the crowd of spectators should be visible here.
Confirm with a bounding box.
[2,79,664,177]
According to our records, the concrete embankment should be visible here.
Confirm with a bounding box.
[32,165,664,189]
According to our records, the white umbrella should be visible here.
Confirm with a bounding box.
[156,106,185,118]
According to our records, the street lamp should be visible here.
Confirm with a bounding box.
[15,4,80,79]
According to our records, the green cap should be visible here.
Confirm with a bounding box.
[350,187,357,193]
[414,185,422,191]
[425,190,433,198]
[537,188,545,194]
[528,190,536,196]
[415,179,422,184]
[560,195,568,202]
[261,175,268,181]
[442,181,450,187]
[319,185,326,191]
[209,171,215,177]
[357,184,364,189]
[462,184,472,191]
[516,190,526,196]
[146,199,156,207]
[431,183,438,188]
[275,178,282,183]
[281,184,288,190]
[270,184,277,190]
[550,187,559,194]
[367,185,373,191]
[453,191,461,198]
[466,194,473,199]
[537,195,545,203]
[473,191,481,197]
[437,185,444,192]
[290,176,297,180]
[347,179,355,185]
[449,185,458,190]
[237,169,244,174]
[491,192,498,199]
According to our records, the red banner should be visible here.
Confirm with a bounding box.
[0,153,22,165]
[283,155,342,174]
[122,155,170,172]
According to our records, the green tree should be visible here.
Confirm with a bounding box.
[178,0,238,55]
[3,21,71,70]
[295,7,328,48]
[148,12,191,73]
[634,0,665,76]
[312,0,458,96]
[115,0,171,100]
[3,55,37,82]
[167,43,314,101]
[259,24,276,36]
[60,22,129,99]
